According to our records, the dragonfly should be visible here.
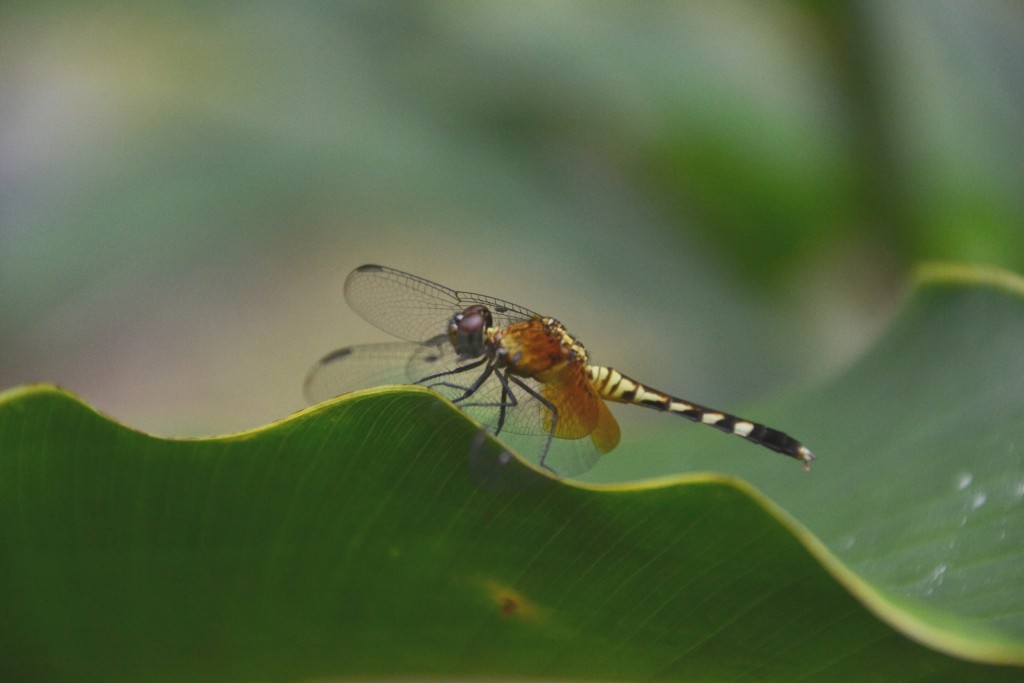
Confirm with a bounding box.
[305,264,815,477]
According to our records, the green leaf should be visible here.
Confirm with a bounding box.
[585,263,1024,662]
[2,264,1023,681]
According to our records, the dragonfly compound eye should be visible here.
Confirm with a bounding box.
[448,304,492,357]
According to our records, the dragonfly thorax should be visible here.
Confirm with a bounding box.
[487,317,590,382]
[448,304,493,359]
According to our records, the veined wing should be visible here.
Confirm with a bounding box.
[304,339,618,477]
[304,341,451,404]
[343,264,540,343]
[305,340,515,408]
[442,362,620,477]
[541,361,621,453]
[485,366,619,477]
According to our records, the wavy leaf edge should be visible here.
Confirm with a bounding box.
[3,260,1023,667]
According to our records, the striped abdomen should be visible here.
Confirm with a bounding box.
[586,365,815,470]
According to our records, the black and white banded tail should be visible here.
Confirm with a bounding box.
[586,365,815,470]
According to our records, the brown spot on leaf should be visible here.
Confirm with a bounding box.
[478,578,541,621]
[500,595,520,618]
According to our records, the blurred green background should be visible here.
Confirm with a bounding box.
[2,1,1022,438]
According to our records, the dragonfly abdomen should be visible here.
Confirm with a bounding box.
[587,365,814,469]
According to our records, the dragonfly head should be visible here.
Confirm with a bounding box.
[449,304,493,358]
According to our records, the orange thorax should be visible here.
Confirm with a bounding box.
[490,318,586,383]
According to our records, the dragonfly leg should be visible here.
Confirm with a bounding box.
[431,364,495,404]
[444,367,520,417]
[414,355,488,387]
[491,368,519,437]
[506,375,559,474]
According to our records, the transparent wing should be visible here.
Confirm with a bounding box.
[406,361,614,478]
[410,368,611,478]
[343,264,540,343]
[303,342,442,403]
[497,429,606,478]
[305,340,551,435]
[304,341,609,476]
